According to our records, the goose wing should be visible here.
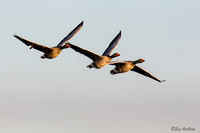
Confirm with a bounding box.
[102,31,121,56]
[57,21,84,48]
[70,44,101,61]
[108,61,126,66]
[14,35,51,53]
[131,65,165,83]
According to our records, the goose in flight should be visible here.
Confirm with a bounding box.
[68,31,121,69]
[14,21,84,59]
[109,59,165,82]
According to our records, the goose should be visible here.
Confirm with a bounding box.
[67,31,121,69]
[109,59,165,82]
[14,21,84,59]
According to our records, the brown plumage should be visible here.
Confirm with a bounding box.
[14,21,83,59]
[67,31,121,69]
[109,59,165,83]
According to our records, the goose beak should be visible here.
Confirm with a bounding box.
[65,44,71,48]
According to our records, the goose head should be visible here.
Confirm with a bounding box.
[60,43,71,49]
[133,59,145,64]
[110,53,120,58]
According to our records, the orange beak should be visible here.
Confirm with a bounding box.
[65,44,71,48]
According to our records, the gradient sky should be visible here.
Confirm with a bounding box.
[1,0,200,133]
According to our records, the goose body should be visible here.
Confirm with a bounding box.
[68,31,121,69]
[109,59,165,82]
[111,61,135,74]
[42,47,62,59]
[14,21,84,59]
[88,56,115,69]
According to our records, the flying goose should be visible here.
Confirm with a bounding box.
[14,21,84,59]
[67,31,121,69]
[109,59,165,82]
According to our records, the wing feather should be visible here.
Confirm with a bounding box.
[70,43,101,61]
[108,61,126,66]
[131,65,164,82]
[57,21,84,48]
[14,35,51,53]
[102,31,121,56]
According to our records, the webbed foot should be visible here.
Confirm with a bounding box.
[110,70,115,75]
[30,45,34,49]
[40,56,45,59]
[87,65,92,69]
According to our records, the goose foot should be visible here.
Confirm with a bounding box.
[40,56,45,59]
[110,70,116,75]
[87,65,92,69]
[30,45,34,49]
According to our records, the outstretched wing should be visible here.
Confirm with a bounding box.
[108,61,126,66]
[131,65,165,83]
[57,21,84,48]
[102,31,121,56]
[69,43,101,61]
[14,35,51,53]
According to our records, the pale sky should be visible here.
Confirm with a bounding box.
[1,0,200,133]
